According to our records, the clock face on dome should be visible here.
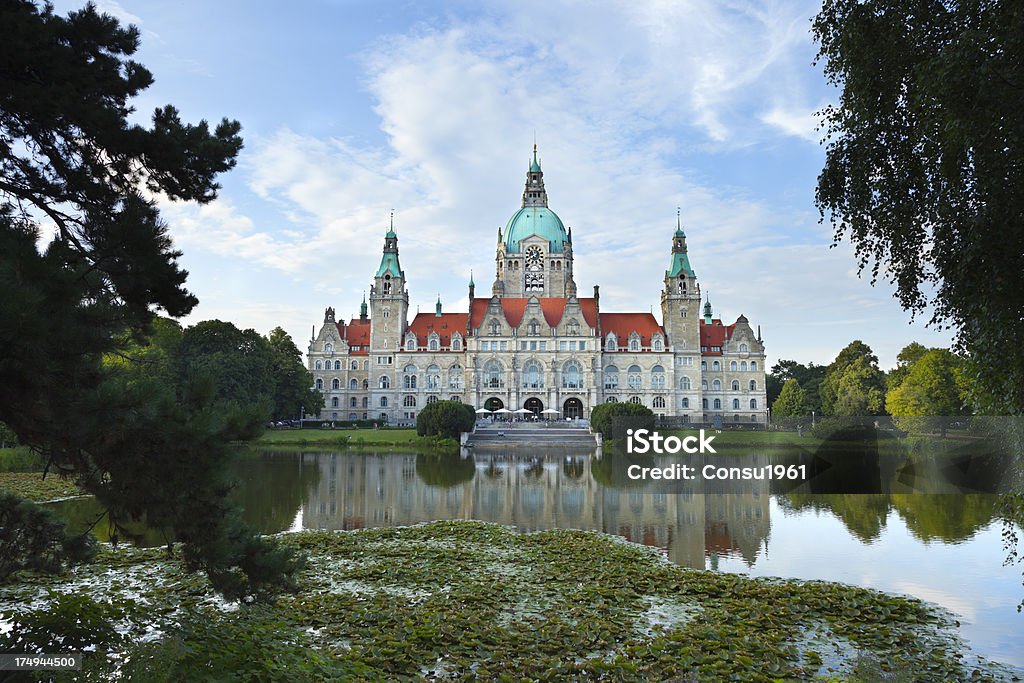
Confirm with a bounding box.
[525,245,543,269]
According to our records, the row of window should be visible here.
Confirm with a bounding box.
[605,333,664,352]
[486,318,582,336]
[703,359,758,372]
[406,336,462,352]
[604,396,759,410]
[315,359,370,371]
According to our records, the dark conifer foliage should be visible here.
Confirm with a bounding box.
[0,1,301,599]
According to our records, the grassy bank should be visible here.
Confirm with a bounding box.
[253,427,457,452]
[0,521,1011,682]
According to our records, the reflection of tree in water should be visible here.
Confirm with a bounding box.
[416,453,476,488]
[45,497,169,547]
[226,450,322,533]
[523,458,544,479]
[779,494,892,542]
[891,494,997,543]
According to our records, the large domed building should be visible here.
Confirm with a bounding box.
[308,147,767,425]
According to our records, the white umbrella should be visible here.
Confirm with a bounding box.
[513,408,532,414]
[541,409,560,414]
[494,408,512,414]
[475,408,492,414]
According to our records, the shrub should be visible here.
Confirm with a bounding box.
[416,401,475,439]
[590,402,655,440]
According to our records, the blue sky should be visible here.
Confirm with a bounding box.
[61,0,954,368]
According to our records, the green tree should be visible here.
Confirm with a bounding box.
[821,341,885,415]
[589,402,655,440]
[833,356,886,416]
[0,1,300,599]
[769,360,827,413]
[886,348,966,435]
[416,400,475,439]
[772,379,807,417]
[887,342,930,391]
[266,327,322,420]
[813,0,1024,414]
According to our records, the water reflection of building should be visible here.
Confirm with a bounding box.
[302,451,771,568]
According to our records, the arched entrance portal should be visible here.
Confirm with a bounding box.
[563,397,583,420]
[524,397,543,415]
[484,397,504,412]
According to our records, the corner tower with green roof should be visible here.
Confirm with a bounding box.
[493,145,577,298]
[661,209,702,361]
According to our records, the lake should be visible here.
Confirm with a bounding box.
[48,446,1024,672]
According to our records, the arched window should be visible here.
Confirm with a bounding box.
[606,396,618,403]
[351,360,358,370]
[363,360,369,370]
[566,318,580,335]
[527,319,540,336]
[426,364,441,390]
[629,334,640,351]
[652,335,664,352]
[739,343,749,352]
[405,335,416,351]
[701,360,707,371]
[448,364,463,390]
[488,319,501,336]
[332,397,339,408]
[651,365,665,389]
[484,360,504,389]
[751,361,758,371]
[403,364,417,389]
[350,379,358,390]
[702,398,708,410]
[730,361,738,371]
[629,396,642,404]
[712,360,720,371]
[712,379,721,391]
[363,379,369,389]
[428,335,439,351]
[732,398,740,410]
[335,360,342,370]
[653,396,666,409]
[362,397,368,408]
[315,378,323,390]
[713,398,721,410]
[350,397,357,407]
[451,335,462,351]
[604,365,619,389]
[427,395,439,404]
[680,376,691,390]
[324,343,333,353]
[741,361,747,371]
[731,380,740,391]
[605,333,617,352]
[383,281,392,294]
[315,360,322,370]
[682,397,690,408]
[523,361,543,389]
[379,376,390,389]
[380,396,388,407]
[750,399,758,409]
[627,365,642,390]
[562,361,583,389]
[702,380,708,391]
[404,395,416,407]
[749,380,757,391]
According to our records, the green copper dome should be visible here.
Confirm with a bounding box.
[503,207,567,253]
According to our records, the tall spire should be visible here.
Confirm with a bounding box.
[435,294,442,317]
[703,294,713,324]
[523,144,548,207]
[359,292,368,322]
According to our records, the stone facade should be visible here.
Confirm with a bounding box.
[308,148,767,425]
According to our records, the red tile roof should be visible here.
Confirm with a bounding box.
[406,313,469,348]
[339,320,371,354]
[469,297,599,331]
[599,313,665,349]
[699,319,736,355]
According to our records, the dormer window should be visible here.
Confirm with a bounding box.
[605,333,618,352]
